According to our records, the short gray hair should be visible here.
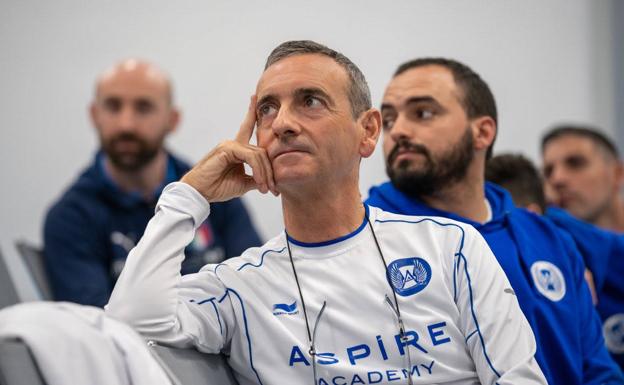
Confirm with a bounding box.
[264,40,371,118]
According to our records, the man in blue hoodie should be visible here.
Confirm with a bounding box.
[44,59,261,307]
[366,58,623,384]
[542,126,624,370]
[485,153,611,296]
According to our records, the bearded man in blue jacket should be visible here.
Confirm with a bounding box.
[366,58,623,384]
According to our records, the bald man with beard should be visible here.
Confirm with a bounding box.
[43,60,261,307]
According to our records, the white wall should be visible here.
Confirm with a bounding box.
[0,0,617,297]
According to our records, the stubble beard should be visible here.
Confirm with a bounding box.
[102,132,163,172]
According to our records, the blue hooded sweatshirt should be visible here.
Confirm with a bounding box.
[366,181,623,384]
[546,206,624,370]
[44,151,262,307]
[545,206,613,291]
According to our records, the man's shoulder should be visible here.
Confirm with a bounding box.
[371,206,478,242]
[45,161,109,225]
[373,206,472,227]
[509,206,570,243]
[505,207,585,274]
[167,151,192,174]
[209,233,287,275]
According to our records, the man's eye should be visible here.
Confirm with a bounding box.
[258,104,277,118]
[304,96,322,108]
[566,157,587,169]
[382,118,395,131]
[103,99,122,112]
[135,100,155,114]
[416,109,434,120]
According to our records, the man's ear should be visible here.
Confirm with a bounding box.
[359,108,381,158]
[613,159,624,190]
[168,107,181,134]
[471,116,496,154]
[89,102,99,130]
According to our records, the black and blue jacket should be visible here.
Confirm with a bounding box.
[44,151,262,307]
[366,181,623,384]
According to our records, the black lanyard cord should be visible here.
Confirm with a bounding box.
[286,236,314,349]
[285,207,408,383]
[365,214,405,332]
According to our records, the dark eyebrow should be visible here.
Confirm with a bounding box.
[564,154,588,164]
[257,87,335,110]
[256,94,279,108]
[101,95,121,102]
[293,87,334,106]
[380,103,395,112]
[134,97,155,105]
[381,96,440,112]
[404,96,439,106]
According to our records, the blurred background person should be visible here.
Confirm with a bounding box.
[542,125,624,232]
[485,153,610,302]
[541,126,624,370]
[485,153,545,215]
[43,59,261,307]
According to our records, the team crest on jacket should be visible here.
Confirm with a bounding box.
[387,257,431,296]
[530,261,566,302]
[603,314,624,354]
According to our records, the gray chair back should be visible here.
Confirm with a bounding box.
[0,249,20,309]
[0,338,46,385]
[148,342,239,385]
[15,242,52,301]
[0,334,238,385]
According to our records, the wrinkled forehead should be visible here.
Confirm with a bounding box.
[383,65,462,107]
[256,54,349,101]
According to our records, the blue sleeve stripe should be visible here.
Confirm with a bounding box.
[200,298,223,335]
[460,251,501,378]
[191,297,223,336]
[218,291,229,303]
[374,217,466,248]
[375,217,501,378]
[453,252,462,302]
[237,247,287,271]
[208,299,223,336]
[197,297,216,305]
[227,288,264,385]
[465,329,479,342]
[213,247,286,276]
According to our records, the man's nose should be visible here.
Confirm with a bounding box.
[388,114,412,143]
[117,106,138,132]
[271,105,300,138]
[547,165,569,187]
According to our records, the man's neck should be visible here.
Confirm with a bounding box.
[104,150,168,200]
[281,175,365,244]
[594,196,624,233]
[419,167,489,224]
